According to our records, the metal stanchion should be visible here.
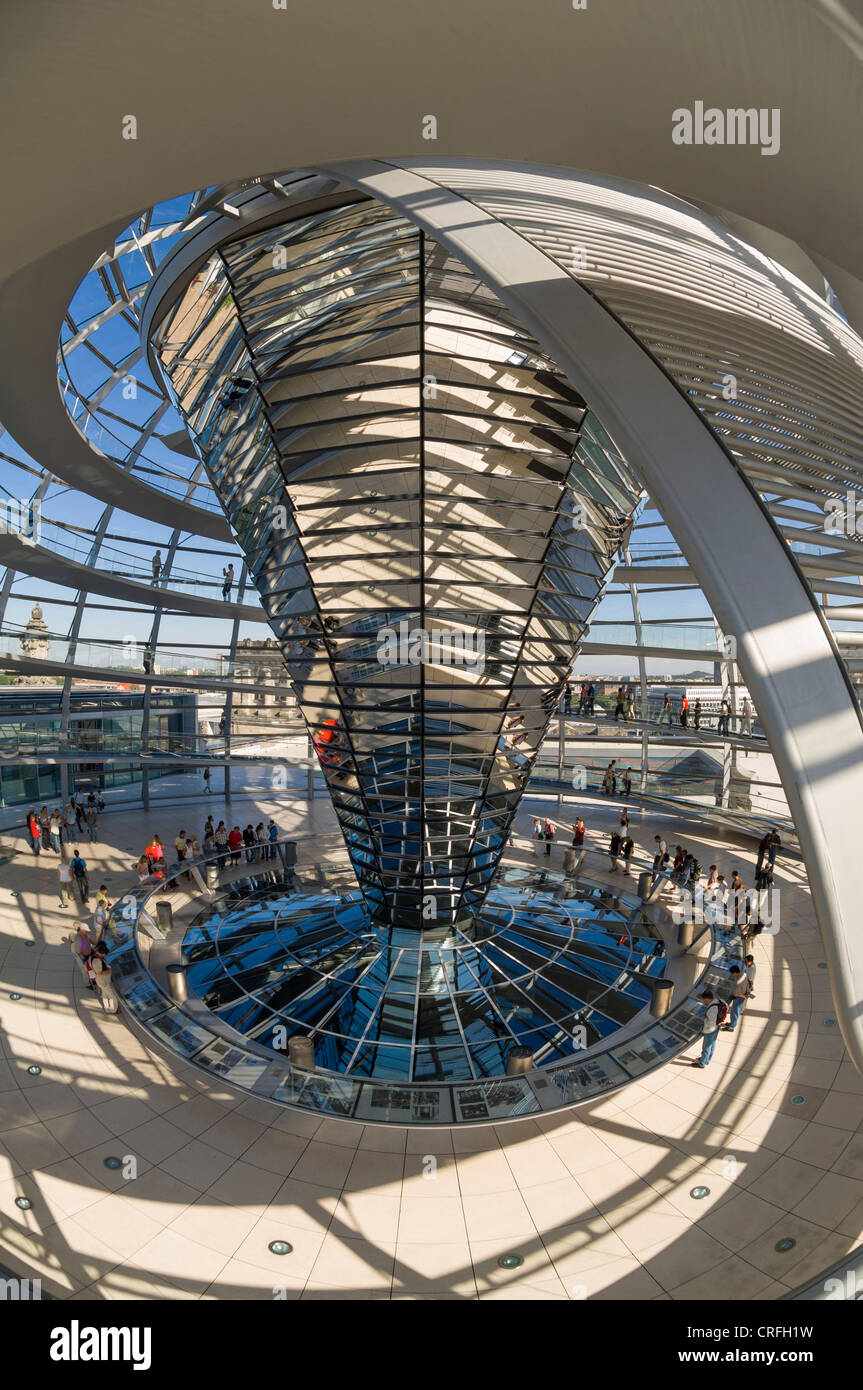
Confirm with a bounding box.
[506,1046,534,1076]
[650,978,674,1018]
[166,963,188,1003]
[636,870,652,900]
[677,919,696,948]
[206,862,220,890]
[288,1035,315,1070]
[156,901,173,934]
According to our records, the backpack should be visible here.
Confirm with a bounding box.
[716,1001,728,1026]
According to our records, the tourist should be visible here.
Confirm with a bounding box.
[203,765,212,793]
[586,682,595,715]
[608,829,622,871]
[741,696,753,736]
[571,817,585,847]
[563,682,572,715]
[221,563,234,600]
[766,827,781,870]
[152,550,162,585]
[49,808,63,854]
[622,835,635,875]
[73,795,85,833]
[26,808,41,855]
[268,819,279,860]
[602,760,617,795]
[614,686,625,722]
[85,804,98,842]
[671,845,686,886]
[145,835,166,873]
[255,822,267,861]
[68,921,94,989]
[755,828,772,878]
[653,835,668,873]
[577,682,588,714]
[135,855,151,885]
[543,818,555,858]
[174,830,187,863]
[143,645,154,674]
[57,858,72,908]
[693,697,702,730]
[243,824,255,863]
[721,965,750,1032]
[88,942,119,1014]
[659,693,672,725]
[693,989,720,1068]
[63,801,77,844]
[622,766,632,798]
[91,896,109,944]
[70,850,90,906]
[680,692,689,727]
[228,825,243,865]
[215,821,229,868]
[717,698,730,736]
[625,685,635,719]
[744,953,757,999]
[97,791,105,814]
[39,805,52,848]
[619,807,629,836]
[730,869,749,931]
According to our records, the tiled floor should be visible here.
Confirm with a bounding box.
[0,789,859,1299]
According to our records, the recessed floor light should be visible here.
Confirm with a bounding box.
[15,1197,32,1211]
[690,1186,710,1199]
[103,1156,123,1170]
[817,962,827,969]
[9,993,21,1001]
[268,1240,293,1255]
[775,1238,796,1253]
[26,1065,41,1076]
[497,1254,523,1269]
[824,1019,836,1027]
[791,1095,806,1105]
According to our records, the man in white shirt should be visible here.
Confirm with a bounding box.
[57,859,72,908]
[722,965,750,1032]
[744,954,757,999]
[695,989,720,1067]
[741,696,753,736]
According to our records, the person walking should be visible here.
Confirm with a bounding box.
[694,990,721,1068]
[85,804,98,842]
[625,685,635,719]
[142,645,154,674]
[73,795,85,834]
[68,921,94,989]
[203,765,212,793]
[70,851,89,907]
[653,835,668,873]
[57,858,72,908]
[586,682,595,716]
[268,819,279,861]
[744,953,757,1000]
[730,869,748,932]
[221,563,234,601]
[717,698,730,737]
[619,807,630,836]
[577,682,587,715]
[39,806,52,849]
[622,766,632,797]
[614,686,625,722]
[26,808,41,855]
[88,943,120,1014]
[680,693,689,728]
[563,682,572,716]
[622,834,635,875]
[571,817,585,847]
[721,965,750,1033]
[152,550,162,585]
[215,821,229,869]
[608,829,622,871]
[766,828,781,871]
[62,801,76,845]
[693,697,702,731]
[543,818,555,858]
[741,696,753,736]
[49,808,63,854]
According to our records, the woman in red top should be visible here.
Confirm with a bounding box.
[228,826,243,865]
[571,818,585,847]
[27,809,41,855]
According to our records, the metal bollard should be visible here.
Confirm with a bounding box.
[166,963,188,1003]
[506,1046,533,1076]
[562,848,577,875]
[288,1035,315,1070]
[636,870,652,900]
[206,863,220,890]
[283,841,297,868]
[677,919,696,948]
[156,901,173,934]
[650,978,674,1019]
